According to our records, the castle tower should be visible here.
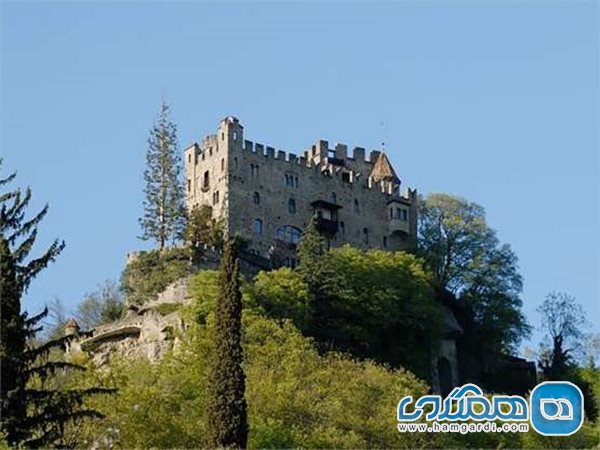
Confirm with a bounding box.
[64,318,80,337]
[370,151,400,195]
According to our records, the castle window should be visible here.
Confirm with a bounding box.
[331,192,337,204]
[251,164,259,177]
[221,158,225,171]
[203,171,210,190]
[202,152,205,161]
[285,173,298,188]
[354,199,360,214]
[275,225,302,245]
[389,208,394,219]
[187,179,191,192]
[383,236,388,248]
[363,227,369,244]
[253,219,263,235]
[288,198,296,214]
[213,191,220,205]
[233,131,238,141]
[234,157,238,170]
[253,192,260,205]
[396,208,408,221]
[188,154,191,163]
[340,221,345,234]
[221,132,224,141]
[342,172,351,183]
[209,147,213,156]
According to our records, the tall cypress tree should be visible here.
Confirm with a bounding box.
[0,160,113,447]
[139,100,186,250]
[207,240,248,449]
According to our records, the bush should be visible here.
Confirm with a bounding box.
[121,248,191,305]
[154,303,180,316]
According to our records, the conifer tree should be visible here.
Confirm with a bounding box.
[0,160,113,447]
[139,101,186,250]
[207,239,248,449]
[297,217,325,288]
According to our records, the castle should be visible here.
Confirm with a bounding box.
[184,116,418,266]
[64,116,537,397]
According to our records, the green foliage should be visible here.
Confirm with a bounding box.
[271,238,442,379]
[297,217,327,289]
[186,204,224,261]
[315,246,442,378]
[67,312,439,449]
[75,279,125,330]
[521,420,600,449]
[59,301,600,449]
[121,247,191,305]
[251,268,312,329]
[155,302,180,316]
[187,269,221,323]
[139,100,186,250]
[418,193,530,369]
[207,240,249,448]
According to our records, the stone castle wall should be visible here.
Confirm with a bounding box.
[184,116,418,263]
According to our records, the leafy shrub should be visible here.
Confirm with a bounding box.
[121,248,191,305]
[154,303,180,316]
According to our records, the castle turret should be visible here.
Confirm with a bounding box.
[64,318,80,337]
[370,151,400,195]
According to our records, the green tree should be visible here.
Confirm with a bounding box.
[536,292,597,420]
[75,279,125,330]
[0,160,111,447]
[537,291,585,377]
[418,193,530,359]
[276,227,442,378]
[186,204,224,262]
[207,240,248,448]
[139,100,186,250]
[251,268,312,330]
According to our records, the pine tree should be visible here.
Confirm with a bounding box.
[139,100,186,250]
[0,160,113,447]
[207,240,248,449]
[297,217,326,289]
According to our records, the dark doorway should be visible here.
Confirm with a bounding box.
[438,357,453,397]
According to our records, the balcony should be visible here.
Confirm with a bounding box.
[315,216,339,236]
[389,219,409,235]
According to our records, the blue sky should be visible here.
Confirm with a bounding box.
[1,1,598,352]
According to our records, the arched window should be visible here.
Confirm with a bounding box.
[331,192,337,204]
[288,198,296,214]
[275,225,302,245]
[252,219,263,235]
[253,191,260,205]
[203,171,210,189]
[354,199,360,213]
